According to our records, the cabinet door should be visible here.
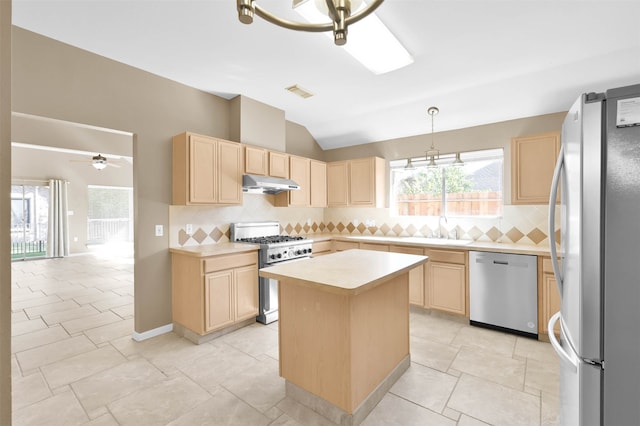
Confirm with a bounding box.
[511,132,560,204]
[429,262,466,315]
[205,270,234,332]
[245,145,267,175]
[269,151,289,178]
[349,158,375,206]
[542,273,561,335]
[327,161,349,207]
[217,140,243,205]
[391,246,425,307]
[235,264,259,321]
[333,240,359,252]
[289,156,311,207]
[310,160,327,207]
[189,135,217,204]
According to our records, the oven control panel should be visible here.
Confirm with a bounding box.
[265,243,313,264]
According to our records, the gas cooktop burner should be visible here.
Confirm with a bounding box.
[238,235,307,245]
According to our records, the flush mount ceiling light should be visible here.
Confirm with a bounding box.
[425,107,440,169]
[285,84,314,99]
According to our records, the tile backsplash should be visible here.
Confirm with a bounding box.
[170,196,557,247]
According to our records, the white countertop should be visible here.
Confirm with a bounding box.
[169,242,259,258]
[306,233,551,256]
[259,249,429,295]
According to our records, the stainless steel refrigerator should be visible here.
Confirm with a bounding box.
[548,83,640,425]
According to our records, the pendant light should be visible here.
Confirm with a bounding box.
[404,158,416,170]
[452,152,464,166]
[425,106,440,168]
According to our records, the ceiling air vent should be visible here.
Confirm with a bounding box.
[285,84,314,99]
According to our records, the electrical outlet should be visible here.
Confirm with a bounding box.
[186,224,193,235]
[155,225,163,237]
[365,219,376,227]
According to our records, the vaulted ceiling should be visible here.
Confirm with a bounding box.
[12,1,640,150]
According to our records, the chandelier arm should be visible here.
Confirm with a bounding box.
[251,0,385,32]
[324,0,340,22]
[344,0,385,25]
[253,4,334,32]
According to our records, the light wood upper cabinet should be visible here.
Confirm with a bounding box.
[269,151,289,178]
[310,160,327,208]
[349,157,385,207]
[275,155,311,207]
[244,145,268,175]
[172,132,242,205]
[327,161,349,207]
[511,131,560,205]
[327,157,386,208]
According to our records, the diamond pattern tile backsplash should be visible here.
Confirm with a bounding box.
[170,195,557,248]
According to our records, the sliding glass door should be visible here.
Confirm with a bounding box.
[11,183,49,260]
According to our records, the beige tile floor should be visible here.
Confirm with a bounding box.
[11,250,560,425]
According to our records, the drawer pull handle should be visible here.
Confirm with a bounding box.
[493,260,509,265]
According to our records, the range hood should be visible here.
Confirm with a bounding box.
[242,174,300,194]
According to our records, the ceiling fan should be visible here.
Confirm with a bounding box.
[70,154,122,170]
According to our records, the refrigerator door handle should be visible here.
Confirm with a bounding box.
[548,145,564,296]
[548,311,578,373]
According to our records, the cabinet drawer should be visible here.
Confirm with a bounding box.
[312,240,333,255]
[359,243,389,252]
[390,245,425,256]
[333,240,360,251]
[203,252,258,273]
[427,249,466,264]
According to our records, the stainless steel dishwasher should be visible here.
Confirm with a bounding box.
[469,251,538,337]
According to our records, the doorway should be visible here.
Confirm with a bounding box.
[10,183,49,260]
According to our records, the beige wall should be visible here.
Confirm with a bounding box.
[12,26,230,335]
[286,121,325,161]
[229,95,286,151]
[0,2,11,424]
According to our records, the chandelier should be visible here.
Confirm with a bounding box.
[236,0,385,46]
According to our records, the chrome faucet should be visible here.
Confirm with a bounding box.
[437,215,448,238]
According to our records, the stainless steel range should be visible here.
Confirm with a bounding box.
[230,221,312,324]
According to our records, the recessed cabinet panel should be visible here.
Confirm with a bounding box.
[391,245,425,307]
[511,132,560,204]
[429,262,466,315]
[327,161,349,207]
[235,264,259,321]
[217,140,243,204]
[189,135,217,204]
[310,160,327,208]
[244,145,267,175]
[269,151,289,178]
[288,156,311,207]
[205,270,234,332]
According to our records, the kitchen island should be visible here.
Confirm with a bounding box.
[259,249,429,425]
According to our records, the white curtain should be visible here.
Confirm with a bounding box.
[47,179,69,257]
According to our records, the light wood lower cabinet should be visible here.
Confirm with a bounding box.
[539,256,561,337]
[390,245,425,307]
[172,251,258,337]
[333,240,359,252]
[426,249,468,316]
[312,240,333,257]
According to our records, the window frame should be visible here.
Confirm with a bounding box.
[389,148,504,219]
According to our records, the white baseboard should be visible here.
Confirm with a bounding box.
[132,323,173,341]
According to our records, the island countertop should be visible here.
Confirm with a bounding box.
[259,249,428,295]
